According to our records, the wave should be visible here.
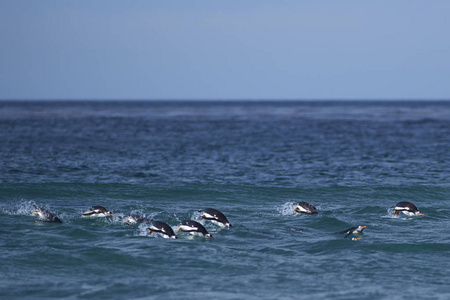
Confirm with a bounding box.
[366,242,450,253]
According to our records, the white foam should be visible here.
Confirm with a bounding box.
[135,223,150,236]
[381,207,397,219]
[112,213,125,223]
[277,201,298,216]
[2,200,37,216]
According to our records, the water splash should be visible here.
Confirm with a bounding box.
[382,207,422,220]
[277,201,297,216]
[381,207,397,219]
[190,210,203,222]
[135,223,150,237]
[2,200,36,216]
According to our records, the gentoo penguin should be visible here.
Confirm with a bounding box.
[393,201,424,216]
[148,221,177,239]
[82,206,114,218]
[294,202,318,215]
[177,220,214,239]
[340,226,366,238]
[123,214,149,225]
[200,208,232,228]
[32,205,62,223]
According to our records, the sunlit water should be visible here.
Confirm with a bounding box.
[1,101,449,299]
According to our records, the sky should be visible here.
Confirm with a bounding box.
[1,1,450,100]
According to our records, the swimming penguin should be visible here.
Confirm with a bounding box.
[123,214,149,225]
[294,201,318,215]
[82,206,114,218]
[32,205,62,223]
[177,220,213,239]
[340,226,366,238]
[200,208,232,228]
[393,201,424,216]
[148,221,177,239]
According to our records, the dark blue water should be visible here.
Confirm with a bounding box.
[1,101,449,299]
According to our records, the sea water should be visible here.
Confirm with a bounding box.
[0,100,449,299]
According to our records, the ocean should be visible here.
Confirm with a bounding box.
[0,100,449,299]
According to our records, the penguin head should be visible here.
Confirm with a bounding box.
[205,233,214,239]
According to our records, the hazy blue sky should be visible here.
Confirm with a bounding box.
[1,1,450,100]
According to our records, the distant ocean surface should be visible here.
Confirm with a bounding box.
[1,100,449,300]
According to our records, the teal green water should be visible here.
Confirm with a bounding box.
[1,101,449,299]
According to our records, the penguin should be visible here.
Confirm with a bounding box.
[148,221,177,239]
[393,201,424,216]
[123,214,149,225]
[32,205,62,223]
[82,206,114,218]
[177,220,213,239]
[294,201,318,215]
[200,208,232,228]
[340,226,366,238]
